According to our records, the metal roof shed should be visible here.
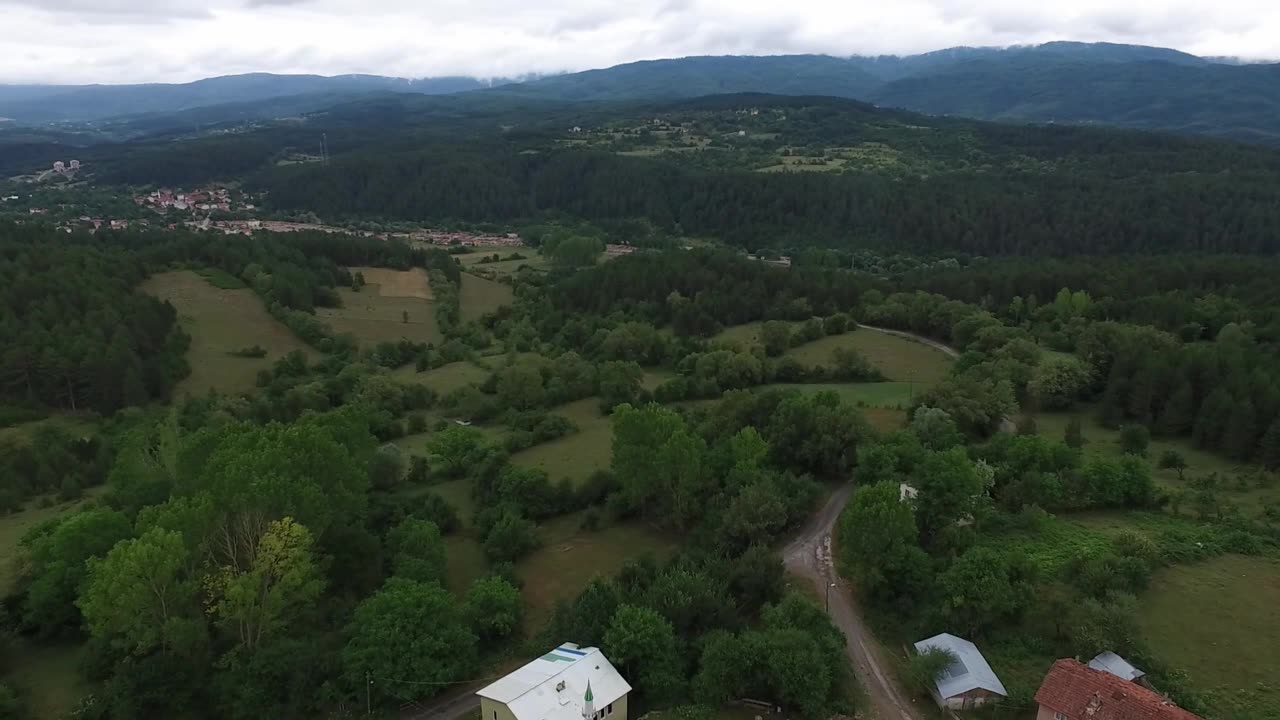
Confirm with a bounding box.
[1088,651,1146,682]
[913,633,1008,708]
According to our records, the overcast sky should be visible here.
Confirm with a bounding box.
[3,0,1278,84]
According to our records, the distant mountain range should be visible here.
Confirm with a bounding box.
[4,41,1280,144]
[0,73,495,123]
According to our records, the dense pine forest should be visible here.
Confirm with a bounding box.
[251,97,1280,254]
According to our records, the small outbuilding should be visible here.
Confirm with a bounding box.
[1087,651,1146,684]
[913,633,1008,710]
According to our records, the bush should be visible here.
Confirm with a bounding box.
[1120,424,1150,456]
[228,345,268,358]
[481,509,540,562]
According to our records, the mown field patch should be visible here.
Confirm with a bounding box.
[768,381,921,409]
[785,330,953,384]
[316,285,440,347]
[393,361,491,395]
[713,324,953,384]
[458,273,515,323]
[517,513,678,631]
[510,399,613,486]
[352,266,434,299]
[141,270,313,396]
[2,641,88,720]
[1140,554,1280,693]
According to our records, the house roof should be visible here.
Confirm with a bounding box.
[1089,652,1146,682]
[1035,659,1201,720]
[477,644,631,720]
[913,633,1008,699]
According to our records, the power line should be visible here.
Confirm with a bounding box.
[370,670,510,687]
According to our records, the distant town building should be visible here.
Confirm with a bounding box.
[69,160,80,170]
[52,161,65,173]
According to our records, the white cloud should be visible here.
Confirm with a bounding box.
[0,0,1277,84]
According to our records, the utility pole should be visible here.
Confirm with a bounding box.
[366,671,372,717]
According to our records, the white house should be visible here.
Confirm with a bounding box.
[913,633,1008,710]
[477,644,631,720]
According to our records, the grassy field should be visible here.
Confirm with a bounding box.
[444,535,490,596]
[457,252,550,278]
[0,495,94,596]
[393,360,491,395]
[437,510,676,633]
[1140,554,1280,693]
[394,420,508,455]
[713,324,953,384]
[1029,405,1280,516]
[517,513,678,630]
[641,369,676,391]
[511,399,613,486]
[141,270,313,396]
[352,266,434,299]
[316,280,441,347]
[0,416,95,445]
[785,331,953,384]
[3,641,88,720]
[459,273,515,323]
[769,381,921,409]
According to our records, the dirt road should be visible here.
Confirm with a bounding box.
[783,485,926,720]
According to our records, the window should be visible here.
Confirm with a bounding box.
[607,704,614,716]
[492,712,497,720]
[1055,713,1068,720]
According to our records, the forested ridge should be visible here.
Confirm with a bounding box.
[256,100,1280,255]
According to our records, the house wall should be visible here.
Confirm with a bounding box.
[943,688,1002,710]
[481,698,519,720]
[1036,705,1063,720]
[608,692,629,720]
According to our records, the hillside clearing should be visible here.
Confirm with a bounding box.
[713,323,953,384]
[141,270,312,396]
[352,266,434,299]
[393,361,491,395]
[316,285,440,347]
[510,399,613,486]
[459,273,515,322]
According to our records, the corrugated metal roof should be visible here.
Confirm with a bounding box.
[1089,651,1146,681]
[476,644,631,720]
[913,633,1008,699]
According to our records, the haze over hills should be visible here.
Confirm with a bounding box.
[3,41,1280,144]
[0,73,496,123]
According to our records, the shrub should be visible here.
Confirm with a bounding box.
[228,345,268,358]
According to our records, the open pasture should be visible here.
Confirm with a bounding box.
[141,270,312,396]
[316,285,440,346]
[459,273,515,322]
[510,399,613,486]
[352,266,434,299]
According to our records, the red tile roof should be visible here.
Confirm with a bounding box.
[1035,660,1201,720]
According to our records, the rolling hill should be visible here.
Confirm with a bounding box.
[5,42,1280,145]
